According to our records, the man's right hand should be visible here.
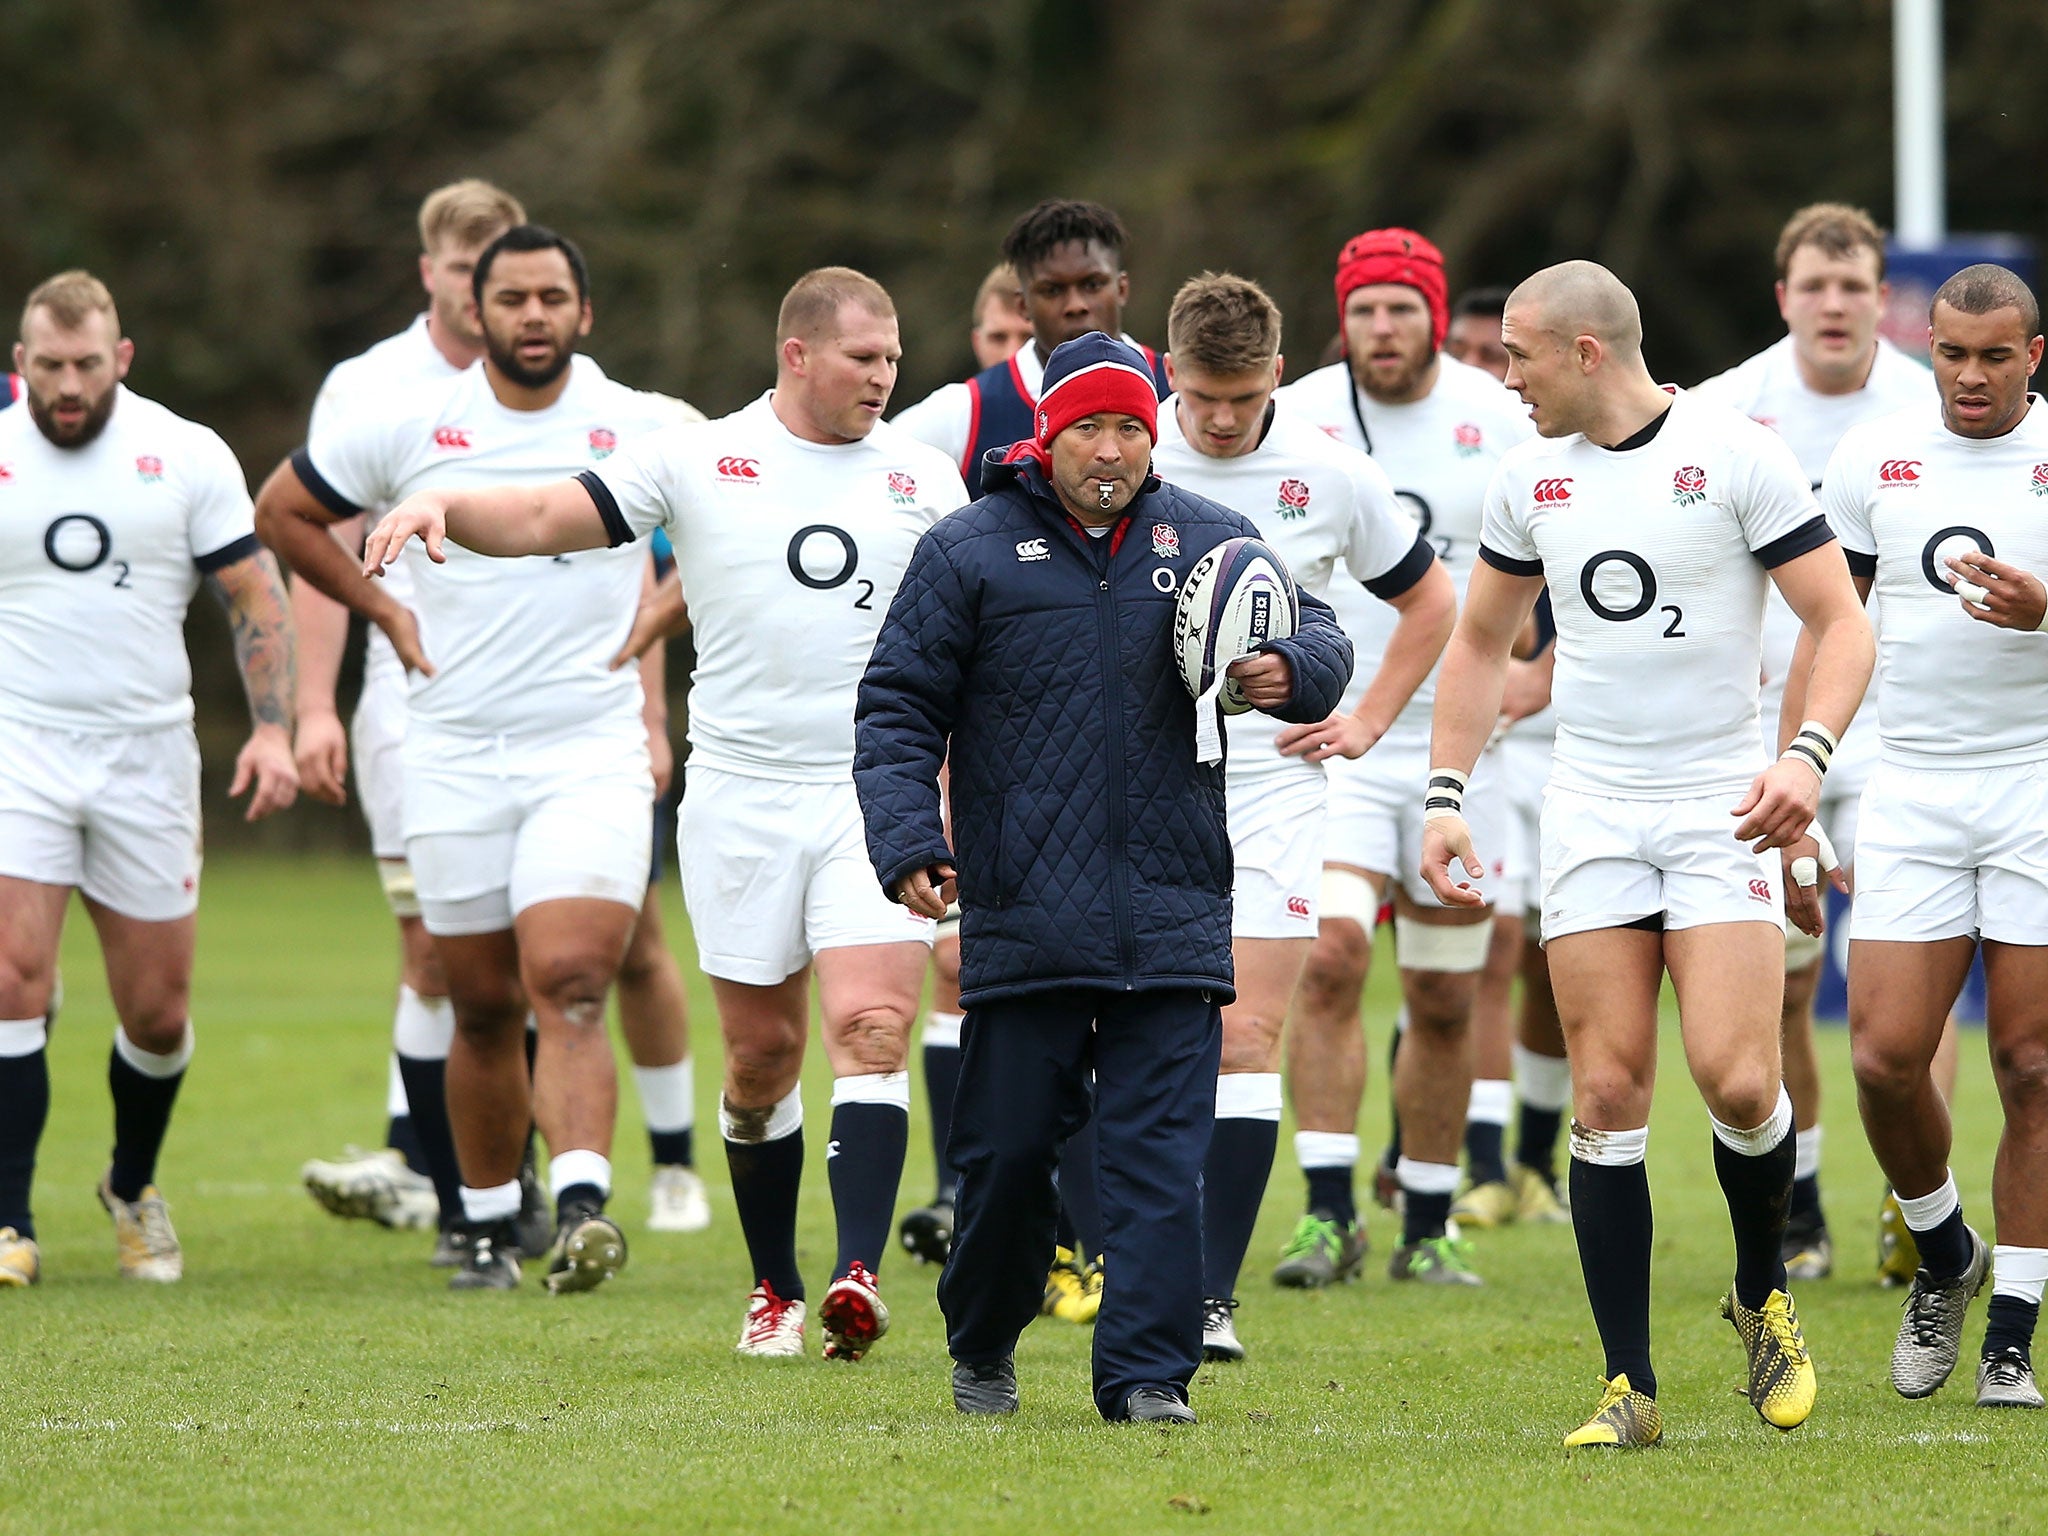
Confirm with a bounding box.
[294,709,350,806]
[376,604,436,678]
[364,495,449,574]
[1420,816,1488,908]
[894,862,958,919]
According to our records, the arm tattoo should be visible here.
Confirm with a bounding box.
[206,550,298,732]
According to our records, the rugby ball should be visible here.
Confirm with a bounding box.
[1173,536,1300,714]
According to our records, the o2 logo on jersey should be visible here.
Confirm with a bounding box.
[2030,462,2048,498]
[1532,477,1573,505]
[716,456,760,482]
[1671,465,1706,507]
[1920,525,1995,595]
[588,428,617,460]
[1878,458,1922,486]
[42,512,131,588]
[432,427,473,452]
[135,455,164,484]
[1275,479,1311,521]
[1579,549,1684,638]
[1453,423,1483,458]
[886,470,918,506]
[787,524,875,610]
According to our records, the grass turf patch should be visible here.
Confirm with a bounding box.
[7,855,2043,1535]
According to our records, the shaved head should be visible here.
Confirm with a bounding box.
[1507,261,1643,359]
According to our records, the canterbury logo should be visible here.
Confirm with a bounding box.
[1748,878,1772,903]
[432,427,473,450]
[1532,477,1573,504]
[1015,538,1050,561]
[1286,896,1312,919]
[716,456,760,479]
[1878,459,1922,484]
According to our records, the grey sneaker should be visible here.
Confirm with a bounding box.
[952,1357,1019,1415]
[1891,1226,1989,1398]
[1977,1348,2045,1409]
[1125,1387,1197,1424]
[1389,1234,1483,1287]
[1271,1210,1366,1288]
[1201,1297,1244,1362]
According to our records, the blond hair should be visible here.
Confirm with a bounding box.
[776,266,895,343]
[418,179,526,256]
[1775,202,1886,282]
[972,263,1024,323]
[20,270,119,342]
[1167,271,1283,375]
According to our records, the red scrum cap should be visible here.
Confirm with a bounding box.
[1334,228,1449,353]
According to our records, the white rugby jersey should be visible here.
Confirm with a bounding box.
[300,357,689,738]
[1152,401,1428,782]
[581,393,968,782]
[1279,354,1536,743]
[308,316,460,688]
[1480,390,1831,799]
[0,386,257,733]
[1823,399,2048,770]
[1694,336,1932,783]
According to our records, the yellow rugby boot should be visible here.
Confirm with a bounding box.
[1041,1247,1102,1325]
[1877,1188,1920,1288]
[0,1227,41,1287]
[1721,1288,1817,1429]
[1563,1374,1662,1448]
[98,1178,183,1283]
[1513,1163,1571,1224]
[1449,1179,1519,1229]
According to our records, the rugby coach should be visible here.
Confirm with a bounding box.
[854,333,1353,1422]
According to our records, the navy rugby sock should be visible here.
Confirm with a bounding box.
[107,1031,189,1203]
[1203,1112,1278,1300]
[0,1031,50,1238]
[727,1127,806,1300]
[827,1084,909,1280]
[1570,1140,1656,1398]
[1305,1165,1355,1229]
[396,1054,466,1228]
[1984,1296,2040,1364]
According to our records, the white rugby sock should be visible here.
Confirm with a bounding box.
[113,1024,193,1078]
[548,1148,612,1201]
[1395,1157,1461,1195]
[1511,1044,1571,1112]
[923,1011,963,1049]
[632,1060,695,1134]
[1896,1172,1961,1233]
[461,1179,521,1224]
[1215,1071,1283,1122]
[1467,1078,1512,1126]
[1794,1126,1822,1181]
[1295,1130,1358,1169]
[1708,1085,1793,1157]
[385,1055,410,1118]
[1992,1245,2048,1305]
[392,986,455,1060]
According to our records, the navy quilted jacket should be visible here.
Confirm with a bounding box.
[854,456,1353,1006]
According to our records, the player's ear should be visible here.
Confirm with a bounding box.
[1774,280,1790,323]
[113,337,135,379]
[780,335,808,377]
[2029,333,2045,373]
[1272,353,1285,389]
[418,252,435,297]
[1163,353,1178,390]
[10,342,23,375]
[577,299,593,338]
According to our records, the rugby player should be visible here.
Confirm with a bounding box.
[1275,229,1536,1285]
[969,263,1030,371]
[365,267,967,1360]
[0,272,298,1287]
[895,199,1168,497]
[259,225,690,1293]
[1424,261,1873,1445]
[1153,272,1454,1359]
[1795,264,2048,1408]
[1445,288,1510,381]
[1693,202,1941,1282]
[292,180,526,1247]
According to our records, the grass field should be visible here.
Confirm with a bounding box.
[8,855,2044,1535]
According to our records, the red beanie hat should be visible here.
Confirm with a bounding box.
[1334,228,1449,352]
[1033,331,1160,447]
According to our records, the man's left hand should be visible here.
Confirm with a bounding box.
[1228,650,1293,710]
[1732,758,1819,852]
[894,862,957,919]
[231,723,300,822]
[1948,551,2048,632]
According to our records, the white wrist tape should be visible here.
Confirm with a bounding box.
[1780,720,1837,781]
[1789,820,1840,889]
[1423,766,1468,824]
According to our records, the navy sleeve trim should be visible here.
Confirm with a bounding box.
[575,470,636,548]
[1753,514,1835,570]
[193,532,263,574]
[1362,533,1436,600]
[289,447,362,519]
[1845,548,1877,580]
[1479,543,1544,578]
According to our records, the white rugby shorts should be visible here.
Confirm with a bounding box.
[680,764,935,985]
[0,716,201,921]
[1227,768,1326,940]
[1851,759,2048,946]
[1782,775,1863,971]
[403,722,653,937]
[1325,734,1511,909]
[351,667,409,863]
[1495,730,1553,922]
[1539,784,1785,943]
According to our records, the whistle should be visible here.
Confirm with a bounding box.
[1098,482,1115,509]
